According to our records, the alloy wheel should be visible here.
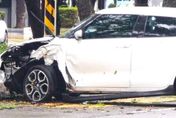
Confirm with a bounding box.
[24,69,49,102]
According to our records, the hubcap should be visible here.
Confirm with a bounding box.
[25,69,49,102]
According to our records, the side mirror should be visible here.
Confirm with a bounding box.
[74,30,83,40]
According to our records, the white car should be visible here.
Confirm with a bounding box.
[1,7,176,102]
[0,20,8,43]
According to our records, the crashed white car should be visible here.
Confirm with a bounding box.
[0,20,8,43]
[1,7,176,102]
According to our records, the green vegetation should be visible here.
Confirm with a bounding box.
[59,7,78,28]
[0,43,7,54]
[0,12,5,20]
[110,96,176,104]
[60,28,69,37]
[92,102,106,107]
[61,28,69,34]
[108,3,116,8]
[0,103,16,110]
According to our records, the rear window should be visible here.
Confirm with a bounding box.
[145,16,176,37]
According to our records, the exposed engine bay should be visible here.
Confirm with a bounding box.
[0,40,50,93]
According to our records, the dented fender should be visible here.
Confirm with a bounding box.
[30,39,71,85]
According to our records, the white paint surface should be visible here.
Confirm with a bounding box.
[5,7,176,93]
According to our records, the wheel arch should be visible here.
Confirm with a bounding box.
[7,59,45,93]
[10,59,66,95]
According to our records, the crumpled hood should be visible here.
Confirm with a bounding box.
[30,37,71,84]
[30,37,63,65]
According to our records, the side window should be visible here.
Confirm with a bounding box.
[145,16,176,37]
[83,14,138,39]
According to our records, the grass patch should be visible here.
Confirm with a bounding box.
[0,103,16,110]
[61,28,69,34]
[60,28,69,37]
[0,43,7,54]
[0,100,32,110]
[91,102,106,108]
[0,99,108,110]
[34,102,107,109]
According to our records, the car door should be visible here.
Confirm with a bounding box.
[131,15,176,89]
[65,14,138,89]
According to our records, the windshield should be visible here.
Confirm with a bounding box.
[61,14,97,38]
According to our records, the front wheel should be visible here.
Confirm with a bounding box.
[23,65,55,102]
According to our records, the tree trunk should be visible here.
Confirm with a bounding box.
[163,0,176,7]
[25,0,44,38]
[135,0,148,6]
[77,0,94,21]
[16,0,26,28]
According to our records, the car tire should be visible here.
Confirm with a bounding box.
[23,65,56,102]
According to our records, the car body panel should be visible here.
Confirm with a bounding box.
[131,37,176,88]
[30,36,176,92]
[1,7,176,96]
[65,38,132,88]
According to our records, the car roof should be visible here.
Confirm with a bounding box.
[96,7,176,18]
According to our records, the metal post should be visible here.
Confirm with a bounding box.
[44,0,58,36]
[54,0,57,36]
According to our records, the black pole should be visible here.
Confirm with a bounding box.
[98,0,105,10]
[56,0,61,36]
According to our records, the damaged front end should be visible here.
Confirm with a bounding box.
[0,39,50,93]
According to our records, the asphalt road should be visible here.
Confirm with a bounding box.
[0,105,175,118]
